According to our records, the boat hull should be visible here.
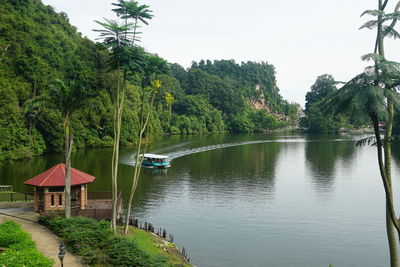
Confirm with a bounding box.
[141,163,171,169]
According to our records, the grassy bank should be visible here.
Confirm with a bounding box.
[0,220,53,266]
[39,215,192,266]
[124,227,191,267]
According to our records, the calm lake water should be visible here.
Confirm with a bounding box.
[1,133,400,267]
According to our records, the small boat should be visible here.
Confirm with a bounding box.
[140,154,171,169]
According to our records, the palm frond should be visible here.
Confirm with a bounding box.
[383,11,400,21]
[356,136,378,147]
[361,53,385,62]
[359,20,378,30]
[383,26,400,39]
[361,9,384,17]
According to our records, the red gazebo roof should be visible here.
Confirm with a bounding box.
[24,163,95,187]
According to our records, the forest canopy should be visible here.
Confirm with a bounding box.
[0,0,298,161]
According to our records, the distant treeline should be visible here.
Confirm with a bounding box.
[300,74,400,134]
[0,0,299,161]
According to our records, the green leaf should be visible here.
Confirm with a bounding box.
[359,20,378,30]
[361,9,384,17]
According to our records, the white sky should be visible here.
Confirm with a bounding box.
[42,0,400,106]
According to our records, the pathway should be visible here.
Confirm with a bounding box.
[0,210,84,267]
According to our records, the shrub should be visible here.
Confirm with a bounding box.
[169,126,181,134]
[40,216,164,266]
[40,215,115,264]
[107,236,150,267]
[42,216,112,263]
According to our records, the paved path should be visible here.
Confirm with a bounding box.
[0,211,84,267]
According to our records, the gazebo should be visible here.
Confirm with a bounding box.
[24,163,95,212]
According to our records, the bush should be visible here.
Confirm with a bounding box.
[41,216,112,263]
[107,236,150,267]
[40,215,165,266]
[169,126,181,135]
[0,221,53,267]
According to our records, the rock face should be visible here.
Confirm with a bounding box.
[249,85,271,112]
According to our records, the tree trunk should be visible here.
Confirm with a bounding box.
[384,102,398,267]
[110,63,126,231]
[376,1,399,264]
[64,118,72,218]
[124,89,157,234]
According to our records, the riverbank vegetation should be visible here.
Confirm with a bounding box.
[300,74,369,133]
[0,220,53,266]
[39,215,191,266]
[0,0,300,161]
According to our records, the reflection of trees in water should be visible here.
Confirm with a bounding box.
[0,154,63,192]
[305,135,356,194]
[120,137,285,215]
[182,142,283,202]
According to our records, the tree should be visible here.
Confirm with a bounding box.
[94,18,134,231]
[112,0,153,44]
[323,1,400,265]
[305,74,338,110]
[49,80,87,218]
[303,75,344,133]
[94,0,154,231]
[124,80,160,234]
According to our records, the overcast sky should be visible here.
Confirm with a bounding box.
[42,0,400,106]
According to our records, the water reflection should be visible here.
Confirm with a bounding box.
[305,134,357,194]
[181,141,282,201]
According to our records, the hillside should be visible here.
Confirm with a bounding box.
[0,0,298,161]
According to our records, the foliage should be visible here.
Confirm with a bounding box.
[0,221,53,267]
[302,74,353,133]
[39,215,173,266]
[0,0,296,161]
[39,215,112,263]
[321,1,400,265]
[107,236,151,267]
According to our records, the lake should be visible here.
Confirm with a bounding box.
[1,133,399,267]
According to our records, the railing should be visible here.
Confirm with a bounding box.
[71,200,80,210]
[42,191,122,221]
[87,191,112,200]
[0,192,34,202]
[0,185,13,192]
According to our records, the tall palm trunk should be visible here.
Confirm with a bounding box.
[384,102,398,267]
[64,114,72,218]
[375,1,399,264]
[111,58,126,231]
[124,88,157,234]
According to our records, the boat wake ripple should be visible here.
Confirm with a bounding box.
[121,138,306,166]
[121,137,356,166]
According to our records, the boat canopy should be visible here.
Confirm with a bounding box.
[140,153,169,159]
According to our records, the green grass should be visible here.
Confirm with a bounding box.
[127,227,192,267]
[0,192,34,202]
[0,221,53,266]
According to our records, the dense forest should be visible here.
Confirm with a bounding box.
[300,74,352,133]
[0,0,300,161]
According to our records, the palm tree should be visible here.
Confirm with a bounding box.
[124,79,160,234]
[94,18,134,230]
[323,1,400,265]
[112,0,153,44]
[49,80,87,218]
[95,1,155,232]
